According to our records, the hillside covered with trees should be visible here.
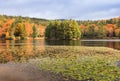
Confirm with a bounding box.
[0,15,48,40]
[45,16,120,40]
[79,17,120,39]
[0,15,120,40]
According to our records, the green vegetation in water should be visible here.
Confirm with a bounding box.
[0,46,120,80]
[29,46,120,81]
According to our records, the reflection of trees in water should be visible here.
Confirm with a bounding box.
[0,47,39,63]
[0,39,45,52]
[0,46,45,63]
[33,39,37,51]
[0,39,45,63]
[80,41,120,50]
[107,42,120,50]
[45,40,81,46]
[0,39,120,63]
[115,42,120,49]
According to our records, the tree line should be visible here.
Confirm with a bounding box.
[78,17,120,38]
[0,15,46,39]
[0,15,120,40]
[45,17,120,40]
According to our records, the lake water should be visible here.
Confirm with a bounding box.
[0,39,120,63]
[0,39,120,50]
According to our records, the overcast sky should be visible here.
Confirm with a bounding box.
[0,0,120,20]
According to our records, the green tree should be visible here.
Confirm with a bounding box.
[97,26,106,38]
[45,21,54,39]
[8,21,16,39]
[20,24,28,39]
[45,21,62,39]
[117,18,120,28]
[45,20,81,40]
[14,22,28,39]
[32,25,38,39]
[86,25,96,38]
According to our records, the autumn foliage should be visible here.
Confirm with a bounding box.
[0,15,120,39]
[79,17,120,38]
[0,15,47,39]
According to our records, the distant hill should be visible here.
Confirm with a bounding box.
[0,15,49,26]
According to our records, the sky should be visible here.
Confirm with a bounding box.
[0,0,120,20]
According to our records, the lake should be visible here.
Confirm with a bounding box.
[0,39,120,63]
[0,39,120,50]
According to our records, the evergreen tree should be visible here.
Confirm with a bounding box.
[117,19,120,28]
[97,26,106,38]
[45,20,81,40]
[32,25,38,39]
[8,22,16,39]
[20,24,28,39]
[86,25,96,38]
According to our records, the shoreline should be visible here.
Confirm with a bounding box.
[0,37,120,41]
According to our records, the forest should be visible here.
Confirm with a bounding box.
[0,15,48,40]
[0,15,120,40]
[79,17,120,39]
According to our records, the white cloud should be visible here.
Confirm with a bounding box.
[77,8,120,20]
[0,0,120,20]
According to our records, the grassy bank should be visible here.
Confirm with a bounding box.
[29,46,120,81]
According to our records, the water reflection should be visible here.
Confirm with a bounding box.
[0,39,46,56]
[45,40,81,46]
[0,39,120,50]
[46,40,120,50]
[0,39,120,63]
[0,39,46,63]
